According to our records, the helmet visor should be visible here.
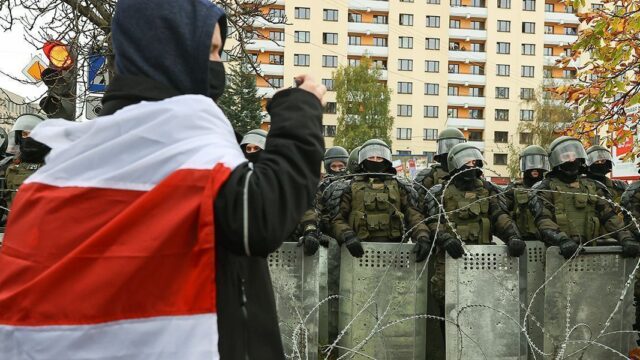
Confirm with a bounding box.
[450,147,484,171]
[437,138,466,155]
[549,141,587,168]
[520,154,550,172]
[240,133,266,149]
[359,144,392,164]
[586,149,613,166]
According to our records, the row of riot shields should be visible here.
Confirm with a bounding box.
[267,241,639,360]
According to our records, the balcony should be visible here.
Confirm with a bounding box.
[348,22,389,35]
[251,17,285,29]
[378,69,388,80]
[544,77,578,86]
[544,11,580,24]
[544,55,581,68]
[448,50,487,63]
[447,73,486,86]
[348,0,390,12]
[450,5,488,18]
[448,28,487,41]
[544,34,578,46]
[257,64,284,76]
[245,39,284,52]
[347,45,389,57]
[447,95,486,107]
[468,141,485,151]
[447,117,485,129]
[256,87,277,99]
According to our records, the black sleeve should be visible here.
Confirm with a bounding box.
[214,88,324,257]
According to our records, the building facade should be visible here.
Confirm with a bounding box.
[0,88,40,131]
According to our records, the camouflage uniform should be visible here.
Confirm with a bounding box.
[585,145,628,203]
[4,161,42,208]
[622,180,640,345]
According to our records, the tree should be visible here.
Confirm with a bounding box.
[557,0,640,161]
[217,60,264,134]
[333,58,393,152]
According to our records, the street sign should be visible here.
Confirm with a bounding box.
[88,55,109,93]
[21,55,47,82]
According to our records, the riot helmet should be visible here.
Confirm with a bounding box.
[520,145,550,172]
[240,129,267,163]
[347,146,362,174]
[548,136,587,181]
[10,114,47,163]
[10,113,44,145]
[323,146,349,175]
[586,145,613,177]
[359,139,393,173]
[435,128,466,162]
[447,143,484,173]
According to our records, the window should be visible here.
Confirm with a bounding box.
[563,69,576,79]
[469,87,483,97]
[322,55,338,68]
[401,0,415,2]
[471,0,485,6]
[448,64,459,73]
[494,154,508,165]
[496,87,509,99]
[348,36,361,45]
[372,59,387,69]
[399,37,413,49]
[470,65,484,75]
[448,108,459,118]
[449,41,461,50]
[399,14,414,26]
[496,65,510,77]
[348,13,362,22]
[498,20,511,32]
[373,15,388,24]
[470,43,484,52]
[323,9,338,21]
[592,3,604,10]
[398,59,413,71]
[498,0,511,8]
[523,0,535,11]
[450,19,461,29]
[520,88,535,100]
[294,54,310,66]
[425,83,439,95]
[427,0,440,3]
[425,60,439,72]
[249,53,258,63]
[426,38,440,50]
[469,109,483,119]
[397,105,413,117]
[324,102,337,114]
[545,3,554,12]
[323,33,338,45]
[469,132,483,141]
[322,79,334,91]
[295,7,310,19]
[424,106,439,118]
[397,128,412,140]
[424,128,438,140]
[451,0,462,5]
[565,27,577,35]
[471,21,484,30]
[397,82,413,94]
[269,31,284,41]
[545,25,554,34]
[448,86,459,96]
[543,68,552,78]
[348,58,361,67]
[497,42,511,54]
[544,47,553,56]
[521,65,534,77]
[322,125,336,137]
[566,5,575,13]
[373,37,388,47]
[269,8,285,18]
[496,109,509,121]
[294,31,310,43]
[520,109,534,121]
[423,151,436,163]
[563,48,573,57]
[522,22,535,33]
[269,77,284,88]
[426,16,440,27]
[495,131,509,143]
[269,54,284,65]
[520,132,533,144]
[522,44,536,55]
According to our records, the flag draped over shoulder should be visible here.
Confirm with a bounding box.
[0,95,246,360]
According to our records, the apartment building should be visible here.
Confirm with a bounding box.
[0,87,40,131]
[238,0,596,178]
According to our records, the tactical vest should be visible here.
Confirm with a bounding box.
[443,181,491,244]
[512,183,538,240]
[4,162,42,207]
[548,178,599,243]
[348,178,404,241]
[429,165,448,187]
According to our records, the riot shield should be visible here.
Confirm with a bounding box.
[543,246,638,359]
[445,244,527,360]
[336,243,428,359]
[525,241,547,359]
[268,242,325,360]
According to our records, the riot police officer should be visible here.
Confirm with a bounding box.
[297,146,350,255]
[424,143,524,303]
[331,139,431,259]
[504,145,550,240]
[347,146,362,174]
[414,128,466,195]
[240,128,267,163]
[530,136,638,259]
[585,145,628,202]
[622,164,640,351]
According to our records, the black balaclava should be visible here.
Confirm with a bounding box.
[245,150,261,164]
[363,160,391,174]
[19,137,49,163]
[455,165,482,185]
[440,157,449,173]
[523,169,544,188]
[588,161,612,181]
[208,61,226,101]
[112,0,228,97]
[556,160,584,183]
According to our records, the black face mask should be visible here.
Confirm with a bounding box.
[440,158,449,174]
[523,170,544,188]
[208,61,226,102]
[589,163,611,177]
[19,137,49,163]
[556,160,583,182]
[245,150,261,164]
[363,160,389,173]
[457,165,481,182]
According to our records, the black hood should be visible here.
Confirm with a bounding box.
[112,0,227,96]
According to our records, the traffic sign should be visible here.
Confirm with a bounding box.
[21,55,47,82]
[88,55,109,93]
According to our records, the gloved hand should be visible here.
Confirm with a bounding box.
[341,231,364,258]
[439,234,465,259]
[621,239,640,258]
[297,229,320,256]
[507,237,526,257]
[412,236,433,263]
[318,234,332,248]
[558,238,579,259]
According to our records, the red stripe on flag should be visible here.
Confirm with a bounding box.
[0,164,232,326]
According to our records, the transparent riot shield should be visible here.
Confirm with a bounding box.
[336,243,428,359]
[268,242,325,360]
[525,241,547,360]
[445,244,527,360]
[543,246,638,359]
